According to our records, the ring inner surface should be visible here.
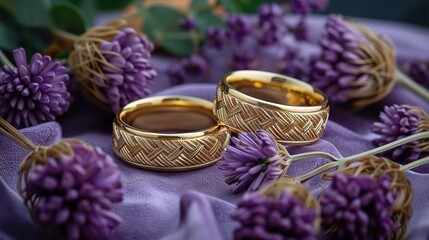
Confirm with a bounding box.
[227,77,325,107]
[122,105,218,134]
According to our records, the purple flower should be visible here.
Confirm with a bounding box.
[226,15,252,44]
[257,3,284,26]
[27,141,123,240]
[290,18,308,41]
[179,17,196,31]
[182,54,207,76]
[290,0,313,15]
[320,173,395,239]
[232,191,317,240]
[231,49,257,70]
[218,130,284,193]
[96,28,157,113]
[309,14,395,107]
[403,59,429,87]
[167,63,186,86]
[0,48,70,128]
[310,0,329,11]
[279,47,306,80]
[205,27,226,49]
[371,104,424,163]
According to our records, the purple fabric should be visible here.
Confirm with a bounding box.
[1,16,429,240]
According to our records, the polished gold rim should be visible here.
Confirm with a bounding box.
[214,70,329,145]
[113,95,231,171]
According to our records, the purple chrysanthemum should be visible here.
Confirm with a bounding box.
[179,17,196,31]
[320,173,395,240]
[310,15,372,104]
[182,54,207,76]
[232,191,317,240]
[403,59,429,87]
[218,130,284,193]
[226,15,252,44]
[27,141,123,240]
[279,47,306,80]
[205,27,226,49]
[231,49,257,70]
[371,104,423,162]
[96,27,157,113]
[167,63,186,86]
[0,48,70,128]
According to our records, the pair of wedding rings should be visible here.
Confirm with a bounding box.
[112,70,329,171]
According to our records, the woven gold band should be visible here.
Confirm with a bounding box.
[213,70,329,145]
[113,96,230,171]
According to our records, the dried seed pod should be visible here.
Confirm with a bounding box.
[321,156,412,239]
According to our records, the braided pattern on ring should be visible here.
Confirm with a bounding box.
[214,86,329,145]
[112,121,230,171]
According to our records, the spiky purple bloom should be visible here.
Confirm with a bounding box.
[218,130,283,194]
[226,15,252,44]
[320,173,395,240]
[0,48,70,128]
[371,104,421,162]
[179,17,196,31]
[404,60,429,87]
[310,15,370,103]
[27,141,123,240]
[231,49,256,70]
[182,54,207,76]
[279,47,306,80]
[167,63,186,86]
[96,27,157,113]
[290,0,329,15]
[232,191,317,240]
[205,27,226,49]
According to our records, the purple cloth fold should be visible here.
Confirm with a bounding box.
[1,16,429,240]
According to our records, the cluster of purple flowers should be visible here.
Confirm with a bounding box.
[168,1,330,84]
[167,54,208,85]
[404,59,429,87]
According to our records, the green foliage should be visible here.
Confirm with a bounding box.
[50,1,89,34]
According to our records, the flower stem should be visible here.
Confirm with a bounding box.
[51,28,80,42]
[289,131,429,182]
[396,70,429,102]
[0,117,36,150]
[400,156,429,171]
[0,49,13,67]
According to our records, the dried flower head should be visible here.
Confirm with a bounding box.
[0,48,70,128]
[69,20,157,113]
[371,104,429,163]
[231,49,257,70]
[256,3,285,45]
[182,54,207,76]
[320,173,395,239]
[218,130,287,193]
[232,178,320,240]
[322,156,413,239]
[310,15,396,109]
[403,59,429,87]
[18,139,123,240]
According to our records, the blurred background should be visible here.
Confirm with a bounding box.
[325,0,429,27]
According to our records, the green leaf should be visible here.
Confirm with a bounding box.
[190,0,210,13]
[142,5,193,56]
[50,1,89,34]
[195,12,224,32]
[218,0,241,13]
[0,22,19,50]
[12,0,52,27]
[156,31,194,56]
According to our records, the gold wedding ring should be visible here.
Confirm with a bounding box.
[113,96,230,171]
[213,70,329,145]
